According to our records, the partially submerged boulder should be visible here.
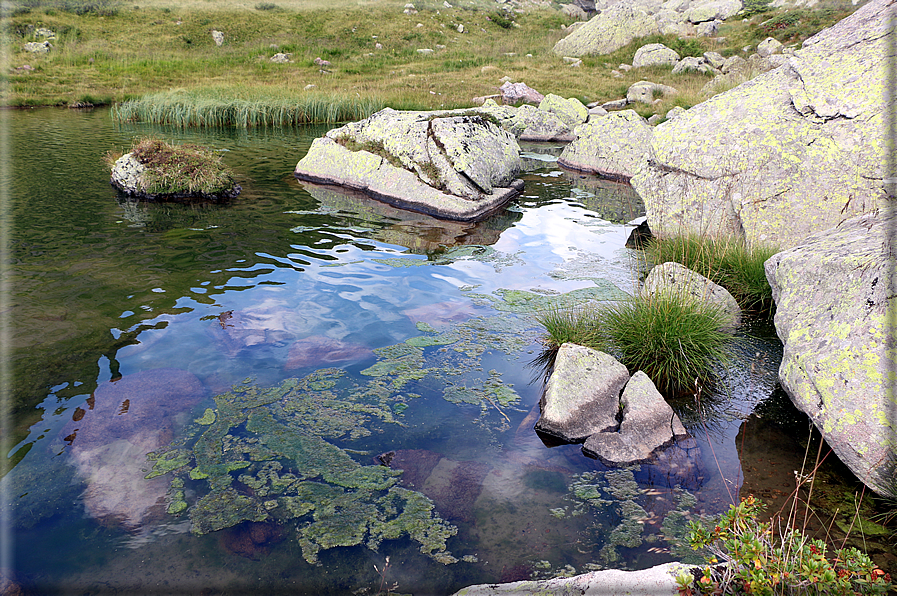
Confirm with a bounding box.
[630,0,890,249]
[294,108,524,221]
[642,262,741,331]
[536,343,689,465]
[538,94,588,130]
[765,209,896,498]
[479,101,577,142]
[583,371,688,465]
[110,137,241,202]
[557,109,653,181]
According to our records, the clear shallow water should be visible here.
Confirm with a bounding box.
[5,107,801,595]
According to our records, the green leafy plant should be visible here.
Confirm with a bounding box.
[741,0,773,18]
[680,495,893,595]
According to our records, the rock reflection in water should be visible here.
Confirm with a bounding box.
[60,368,205,531]
[301,182,521,254]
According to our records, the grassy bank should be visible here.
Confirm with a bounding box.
[2,0,860,116]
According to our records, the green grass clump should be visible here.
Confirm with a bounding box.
[538,292,732,396]
[644,235,778,314]
[120,136,237,196]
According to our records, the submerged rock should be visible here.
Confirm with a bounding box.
[295,108,524,222]
[61,368,206,531]
[765,209,896,498]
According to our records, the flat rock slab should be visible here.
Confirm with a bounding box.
[558,109,653,182]
[295,108,524,222]
[452,562,695,595]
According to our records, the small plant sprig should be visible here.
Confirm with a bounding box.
[374,556,398,595]
[679,495,892,595]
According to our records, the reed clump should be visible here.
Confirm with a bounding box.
[114,136,237,196]
[112,88,386,127]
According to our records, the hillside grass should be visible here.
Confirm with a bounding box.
[2,0,862,114]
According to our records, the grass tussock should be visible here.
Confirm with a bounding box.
[114,136,237,196]
[538,292,732,396]
[644,234,778,314]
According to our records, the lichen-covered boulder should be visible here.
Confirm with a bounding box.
[466,100,575,142]
[685,0,741,22]
[583,371,688,465]
[642,262,741,331]
[535,343,629,442]
[557,110,653,181]
[552,3,660,57]
[630,0,890,249]
[294,108,523,221]
[632,43,681,68]
[538,93,588,129]
[765,209,896,498]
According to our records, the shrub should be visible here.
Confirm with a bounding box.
[741,0,773,18]
[644,235,777,315]
[679,495,893,595]
[538,291,732,395]
[488,10,515,28]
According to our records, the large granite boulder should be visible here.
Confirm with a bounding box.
[538,94,589,129]
[557,110,653,181]
[630,0,890,249]
[765,209,896,498]
[642,261,741,331]
[583,371,688,465]
[295,108,524,221]
[552,3,660,57]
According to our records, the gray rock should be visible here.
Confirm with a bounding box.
[632,43,680,68]
[642,262,741,331]
[539,93,588,129]
[561,2,589,19]
[35,27,55,38]
[587,105,609,119]
[110,153,146,195]
[583,371,688,465]
[696,18,721,36]
[703,51,726,69]
[558,109,653,181]
[270,52,292,63]
[24,41,51,53]
[757,36,783,56]
[665,105,687,119]
[686,0,741,22]
[211,30,224,46]
[552,3,660,56]
[631,0,889,249]
[672,56,717,75]
[478,100,575,141]
[452,562,695,595]
[534,343,629,442]
[416,48,433,54]
[602,98,630,110]
[627,80,678,104]
[294,108,523,222]
[765,209,896,498]
[720,54,747,73]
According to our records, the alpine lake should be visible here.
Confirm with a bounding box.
[4,107,889,595]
